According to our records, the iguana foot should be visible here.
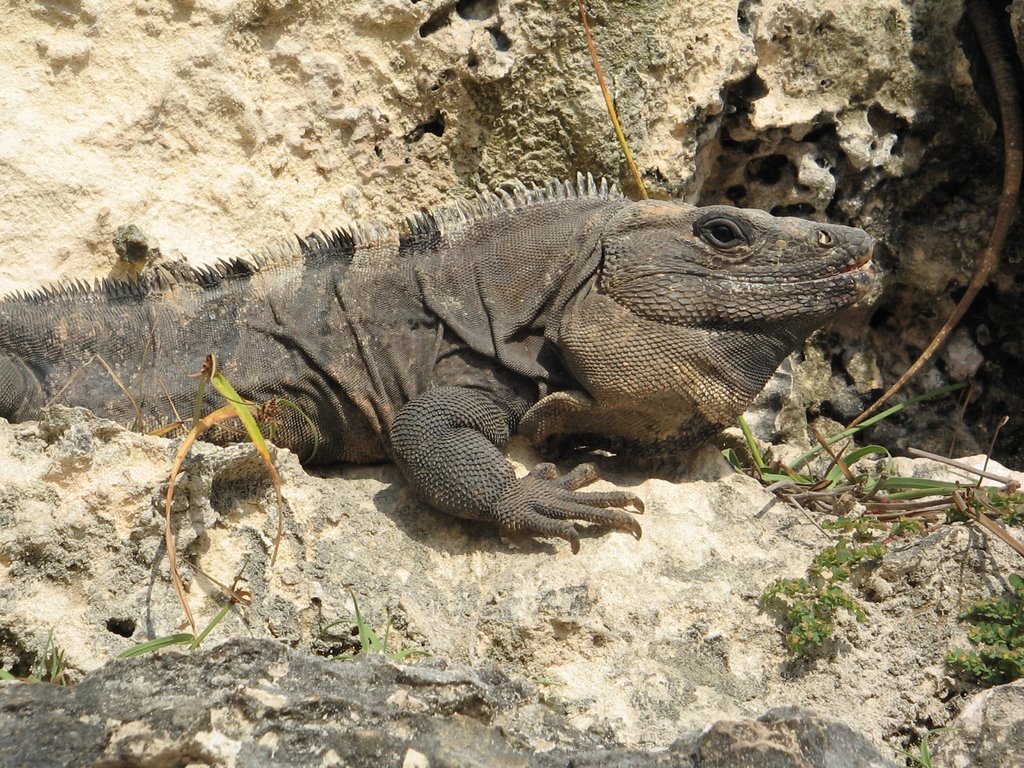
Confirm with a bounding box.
[495,462,643,553]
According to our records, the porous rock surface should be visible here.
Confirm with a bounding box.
[2,407,1024,765]
[0,0,965,280]
[2,0,1024,764]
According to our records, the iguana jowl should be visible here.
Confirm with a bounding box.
[0,175,876,551]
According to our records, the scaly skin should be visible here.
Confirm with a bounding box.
[0,176,876,552]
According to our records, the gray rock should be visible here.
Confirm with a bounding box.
[932,681,1024,768]
[0,638,899,768]
[942,328,985,382]
[673,706,900,768]
[111,224,161,265]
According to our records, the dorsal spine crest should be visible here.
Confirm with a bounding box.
[6,175,620,305]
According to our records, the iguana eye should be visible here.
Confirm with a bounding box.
[696,217,748,249]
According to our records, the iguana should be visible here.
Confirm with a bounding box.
[0,175,876,551]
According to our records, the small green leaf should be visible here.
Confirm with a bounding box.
[210,373,269,456]
[119,633,196,658]
[736,414,767,473]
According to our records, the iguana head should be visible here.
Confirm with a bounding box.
[529,201,878,454]
[597,201,875,332]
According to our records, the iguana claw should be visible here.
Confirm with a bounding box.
[495,462,643,554]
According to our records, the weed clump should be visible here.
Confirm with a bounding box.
[946,573,1024,685]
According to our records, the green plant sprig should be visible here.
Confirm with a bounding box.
[326,590,430,663]
[946,574,1024,684]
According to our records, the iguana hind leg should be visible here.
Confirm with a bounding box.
[0,355,43,422]
[389,386,643,553]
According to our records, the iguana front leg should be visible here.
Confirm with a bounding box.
[389,386,643,553]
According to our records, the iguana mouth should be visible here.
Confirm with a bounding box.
[793,240,876,287]
[833,247,877,290]
[714,253,876,287]
[839,246,876,272]
[799,257,875,292]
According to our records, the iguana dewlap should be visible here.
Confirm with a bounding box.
[0,175,876,552]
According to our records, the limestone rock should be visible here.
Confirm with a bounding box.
[2,408,1024,765]
[932,681,1024,768]
[675,706,900,768]
[0,637,900,768]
